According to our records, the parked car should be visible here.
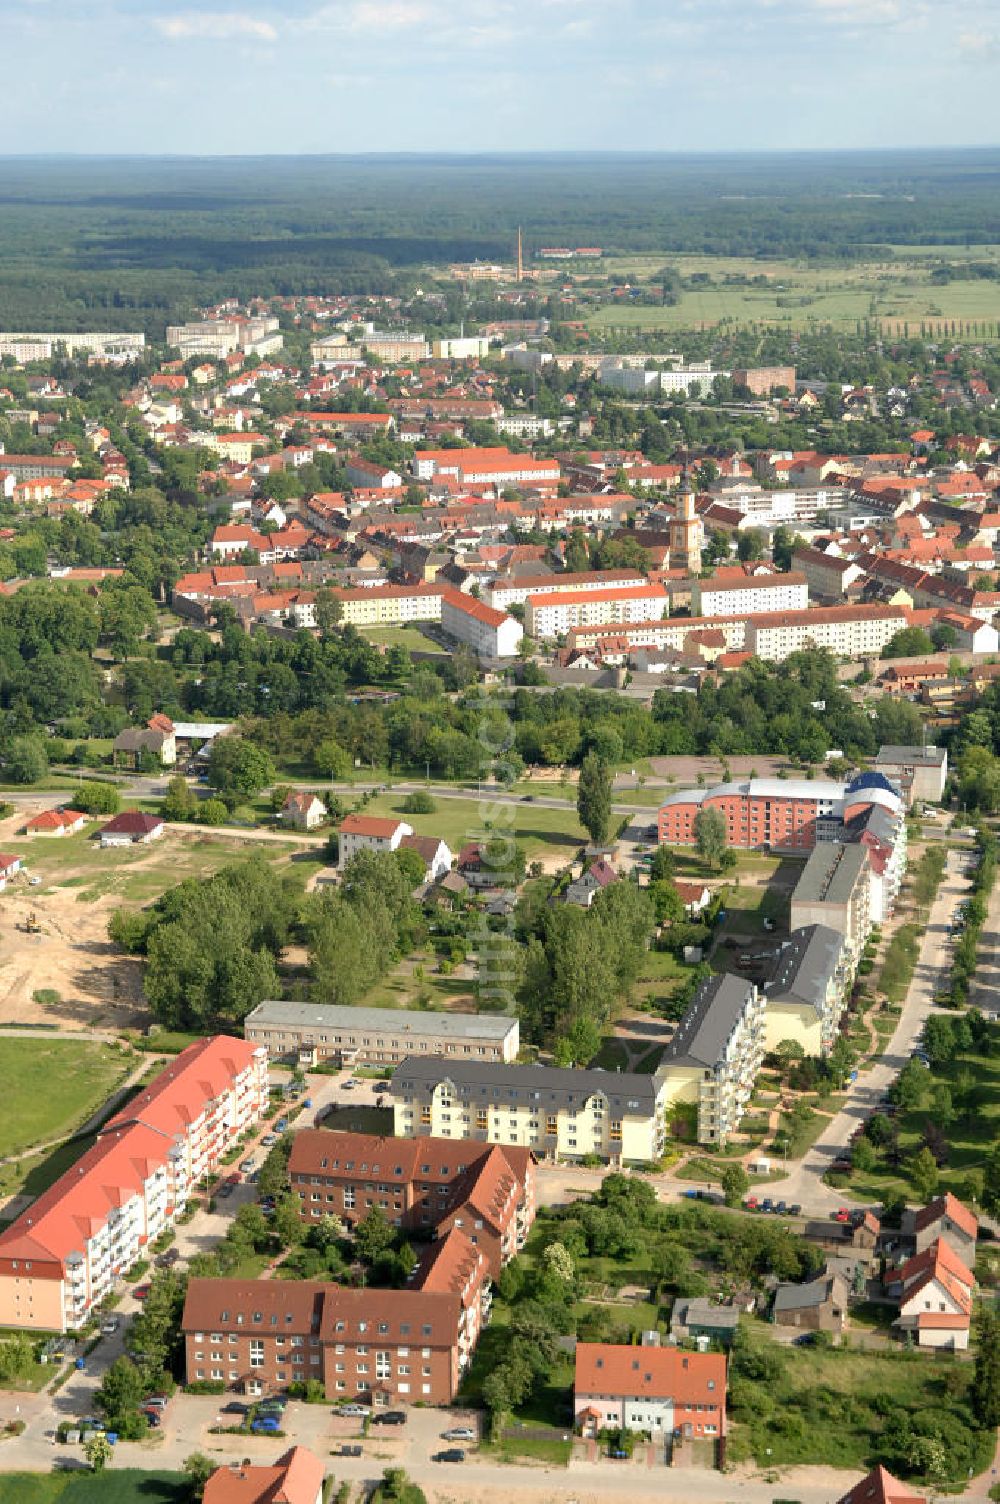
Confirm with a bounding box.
[141,1409,162,1428]
[240,1159,256,1174]
[341,1081,356,1091]
[373,1411,406,1426]
[261,1133,278,1147]
[338,1404,371,1418]
[341,1444,363,1457]
[788,1204,802,1216]
[441,1427,476,1441]
[761,1197,774,1213]
[792,1332,817,1347]
[744,1196,759,1211]
[133,1284,151,1301]
[775,1201,787,1215]
[221,1402,249,1416]
[434,1449,466,1463]
[259,1397,288,1413]
[252,1415,282,1434]
[833,1206,851,1223]
[275,1117,288,1132]
[100,1318,119,1335]
[143,1396,169,1410]
[154,1250,180,1269]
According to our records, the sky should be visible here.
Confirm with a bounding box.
[2,0,998,155]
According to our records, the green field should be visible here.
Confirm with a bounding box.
[0,1472,187,1504]
[358,624,446,654]
[352,792,586,863]
[0,1038,132,1159]
[587,247,1000,336]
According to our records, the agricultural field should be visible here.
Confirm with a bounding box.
[588,246,1000,336]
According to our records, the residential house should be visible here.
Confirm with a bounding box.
[573,1342,725,1443]
[908,1192,978,1265]
[835,1465,926,1504]
[0,853,22,891]
[112,726,177,769]
[772,1269,848,1333]
[98,812,165,847]
[674,881,711,916]
[894,1238,974,1350]
[203,1447,325,1504]
[337,814,412,870]
[399,833,453,881]
[565,857,617,908]
[669,1298,740,1347]
[281,792,328,831]
[24,808,86,837]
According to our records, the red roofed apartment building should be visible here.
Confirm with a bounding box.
[203,1446,325,1504]
[574,1342,726,1449]
[413,446,560,488]
[288,1129,535,1278]
[182,1233,489,1403]
[0,1037,269,1331]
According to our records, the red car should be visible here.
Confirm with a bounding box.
[744,1196,759,1211]
[133,1283,152,1300]
[833,1207,851,1223]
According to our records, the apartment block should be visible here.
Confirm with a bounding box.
[789,842,871,973]
[763,924,849,1055]
[659,778,845,855]
[659,974,765,1145]
[440,587,523,658]
[874,745,948,804]
[525,583,670,639]
[744,604,908,661]
[390,1058,671,1164]
[182,1260,485,1403]
[731,365,796,396]
[485,568,645,611]
[692,571,808,619]
[288,1129,535,1277]
[244,1000,519,1068]
[0,331,145,359]
[166,316,282,359]
[413,446,560,488]
[0,1037,268,1331]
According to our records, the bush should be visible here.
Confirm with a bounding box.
[184,1379,225,1394]
[72,780,121,815]
[402,791,436,814]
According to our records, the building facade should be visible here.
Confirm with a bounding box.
[337,814,412,869]
[574,1342,726,1440]
[789,842,871,974]
[659,975,765,1145]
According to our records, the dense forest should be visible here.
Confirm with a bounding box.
[2,151,1000,332]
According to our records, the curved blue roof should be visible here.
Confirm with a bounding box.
[848,771,897,796]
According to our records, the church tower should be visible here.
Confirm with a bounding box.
[670,474,703,575]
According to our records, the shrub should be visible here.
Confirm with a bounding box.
[402,791,436,814]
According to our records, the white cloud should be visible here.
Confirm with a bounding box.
[154,12,278,41]
[958,29,1000,56]
[348,0,429,28]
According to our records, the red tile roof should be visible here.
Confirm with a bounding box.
[339,813,408,838]
[204,1447,326,1504]
[836,1464,926,1504]
[914,1192,978,1241]
[574,1342,725,1406]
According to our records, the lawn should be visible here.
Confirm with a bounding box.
[0,1472,188,1504]
[358,624,446,654]
[0,1038,132,1159]
[352,792,586,864]
[0,1133,99,1213]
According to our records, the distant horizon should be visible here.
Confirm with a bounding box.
[1,146,1000,162]
[4,0,999,155]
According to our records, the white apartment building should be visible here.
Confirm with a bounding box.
[485,568,645,611]
[526,584,670,639]
[0,1037,268,1332]
[659,366,727,395]
[166,316,282,359]
[495,414,556,440]
[441,589,523,658]
[0,331,145,360]
[693,572,808,619]
[745,604,908,661]
[432,337,492,360]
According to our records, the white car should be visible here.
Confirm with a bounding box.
[28,876,42,886]
[338,1404,371,1418]
[100,1318,119,1335]
[442,1426,476,1441]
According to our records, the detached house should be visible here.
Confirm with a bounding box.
[894,1238,974,1350]
[24,808,86,838]
[281,791,328,832]
[203,1447,325,1504]
[0,853,22,891]
[99,811,165,848]
[907,1192,978,1266]
[836,1463,927,1504]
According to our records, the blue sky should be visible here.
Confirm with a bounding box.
[2,0,998,153]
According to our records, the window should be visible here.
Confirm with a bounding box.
[250,1340,265,1368]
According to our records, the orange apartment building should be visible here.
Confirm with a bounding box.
[183,1230,489,1404]
[287,1130,535,1279]
[658,777,846,854]
[0,1036,268,1332]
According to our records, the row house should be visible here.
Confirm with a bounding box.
[287,1129,534,1278]
[0,1037,268,1331]
[574,1342,726,1444]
